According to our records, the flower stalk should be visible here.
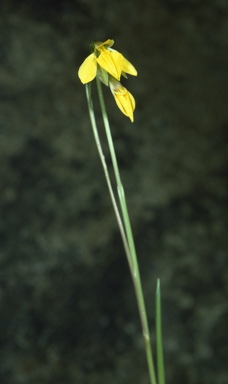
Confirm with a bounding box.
[85,83,134,275]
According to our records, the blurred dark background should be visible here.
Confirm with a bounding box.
[0,0,227,383]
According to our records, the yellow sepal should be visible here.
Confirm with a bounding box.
[96,39,114,50]
[96,49,123,81]
[78,53,97,84]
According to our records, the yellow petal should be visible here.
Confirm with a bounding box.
[78,53,97,84]
[96,49,123,80]
[111,82,135,122]
[122,57,137,76]
[96,39,114,50]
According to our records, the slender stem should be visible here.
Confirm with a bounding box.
[96,78,157,384]
[156,279,165,384]
[96,78,137,267]
[85,83,134,276]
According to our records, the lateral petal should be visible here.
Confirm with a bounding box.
[122,57,137,76]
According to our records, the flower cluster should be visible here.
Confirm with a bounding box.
[78,39,137,122]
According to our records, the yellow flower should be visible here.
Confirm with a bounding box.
[109,78,136,122]
[78,39,137,84]
[78,39,137,122]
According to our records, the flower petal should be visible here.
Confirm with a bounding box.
[122,57,137,76]
[97,49,123,80]
[96,39,114,50]
[78,53,97,84]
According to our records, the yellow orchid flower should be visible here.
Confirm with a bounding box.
[78,39,137,84]
[78,39,137,122]
[109,78,136,122]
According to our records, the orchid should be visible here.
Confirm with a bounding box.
[78,39,137,121]
[78,40,163,384]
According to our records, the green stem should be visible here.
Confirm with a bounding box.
[96,78,157,384]
[85,83,134,276]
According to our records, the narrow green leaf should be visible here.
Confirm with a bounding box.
[156,278,165,384]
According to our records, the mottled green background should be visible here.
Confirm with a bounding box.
[0,1,227,383]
